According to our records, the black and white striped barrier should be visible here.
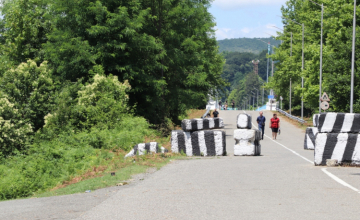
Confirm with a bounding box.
[314,133,360,165]
[171,130,226,156]
[304,127,318,150]
[318,113,360,133]
[233,129,261,156]
[237,113,252,129]
[313,114,320,127]
[125,142,168,158]
[181,118,224,131]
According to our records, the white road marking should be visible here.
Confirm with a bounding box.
[244,110,360,194]
[251,120,313,164]
[321,168,360,193]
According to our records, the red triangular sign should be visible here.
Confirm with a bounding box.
[321,92,330,101]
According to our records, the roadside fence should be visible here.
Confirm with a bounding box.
[276,108,306,124]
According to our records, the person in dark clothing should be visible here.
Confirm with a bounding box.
[256,111,266,140]
[212,109,219,118]
[231,101,235,110]
[219,101,222,110]
[270,113,280,140]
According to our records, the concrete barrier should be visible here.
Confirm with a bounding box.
[125,142,168,158]
[171,130,226,156]
[181,118,224,132]
[237,113,252,129]
[313,114,320,127]
[318,113,360,133]
[304,127,318,150]
[314,133,360,165]
[234,129,261,156]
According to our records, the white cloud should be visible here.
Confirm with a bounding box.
[213,0,287,10]
[241,28,251,34]
[215,23,280,40]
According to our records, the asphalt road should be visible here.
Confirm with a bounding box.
[1,110,360,219]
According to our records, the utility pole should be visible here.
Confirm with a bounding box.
[309,0,325,114]
[301,23,304,120]
[351,0,356,113]
[280,16,304,119]
[290,32,293,56]
[290,78,292,115]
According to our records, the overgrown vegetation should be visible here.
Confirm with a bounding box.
[269,0,360,115]
[0,0,224,200]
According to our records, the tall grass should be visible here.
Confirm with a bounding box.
[0,117,162,200]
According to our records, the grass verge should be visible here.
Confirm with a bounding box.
[34,153,183,198]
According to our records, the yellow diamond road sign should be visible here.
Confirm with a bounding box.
[321,92,330,102]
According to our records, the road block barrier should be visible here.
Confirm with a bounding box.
[234,129,261,156]
[171,130,226,156]
[313,114,320,127]
[304,127,318,150]
[314,133,360,165]
[181,118,224,132]
[318,113,360,133]
[237,113,252,129]
[125,142,168,158]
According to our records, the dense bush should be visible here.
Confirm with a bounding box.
[0,96,33,157]
[44,73,131,132]
[0,116,158,200]
[0,60,54,131]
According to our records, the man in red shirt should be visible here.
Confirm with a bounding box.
[269,113,280,140]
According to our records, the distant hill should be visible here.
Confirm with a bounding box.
[218,38,281,54]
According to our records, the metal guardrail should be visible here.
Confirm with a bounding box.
[201,107,211,119]
[276,108,306,124]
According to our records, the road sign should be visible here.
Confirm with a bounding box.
[321,101,330,110]
[320,92,330,102]
[268,95,274,99]
[280,96,283,100]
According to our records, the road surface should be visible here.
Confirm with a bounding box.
[1,110,360,219]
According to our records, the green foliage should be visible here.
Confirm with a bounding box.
[0,0,51,65]
[269,0,360,115]
[0,96,33,157]
[219,51,268,106]
[0,116,158,200]
[43,0,225,124]
[0,60,54,156]
[44,73,131,132]
[0,60,54,131]
[0,0,226,200]
[218,38,281,54]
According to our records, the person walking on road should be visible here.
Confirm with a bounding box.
[256,111,266,140]
[231,101,235,110]
[212,109,219,118]
[270,113,280,140]
[219,101,222,110]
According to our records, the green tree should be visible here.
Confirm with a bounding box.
[0,0,51,67]
[44,0,225,124]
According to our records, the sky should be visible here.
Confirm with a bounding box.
[209,0,288,40]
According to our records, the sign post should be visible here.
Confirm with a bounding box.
[320,92,330,111]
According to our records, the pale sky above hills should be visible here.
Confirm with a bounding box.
[209,0,288,40]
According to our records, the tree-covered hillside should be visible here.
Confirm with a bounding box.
[218,38,281,54]
[220,50,269,107]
